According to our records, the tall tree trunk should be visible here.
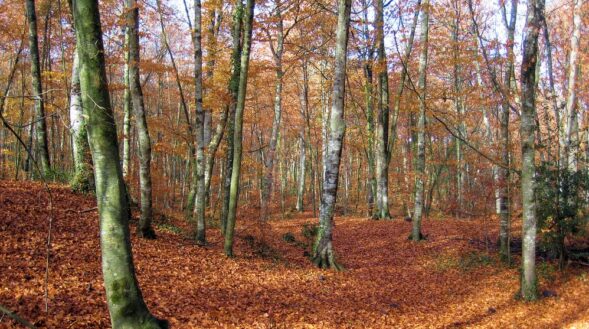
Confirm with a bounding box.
[224,0,255,257]
[562,0,582,172]
[192,0,207,245]
[122,29,132,179]
[69,48,93,193]
[71,0,167,327]
[296,132,306,212]
[374,0,391,219]
[388,0,420,162]
[412,0,430,241]
[312,0,351,270]
[520,0,544,301]
[126,0,155,239]
[260,0,285,220]
[221,0,244,235]
[25,0,51,176]
[498,0,517,263]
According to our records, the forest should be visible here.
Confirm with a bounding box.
[1,0,589,327]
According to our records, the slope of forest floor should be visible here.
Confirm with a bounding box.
[2,180,589,328]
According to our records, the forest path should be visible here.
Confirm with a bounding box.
[1,180,589,328]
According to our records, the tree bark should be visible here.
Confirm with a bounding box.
[519,0,544,301]
[69,48,93,193]
[71,0,167,326]
[25,0,51,177]
[562,0,582,172]
[221,0,244,235]
[192,0,207,245]
[224,0,255,257]
[374,0,391,219]
[126,0,155,239]
[312,0,351,270]
[412,0,430,241]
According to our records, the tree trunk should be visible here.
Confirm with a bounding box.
[374,0,391,219]
[126,0,155,239]
[224,0,255,257]
[221,0,244,235]
[296,133,306,212]
[412,0,429,241]
[562,0,582,172]
[122,29,132,179]
[498,0,517,263]
[312,0,351,270]
[260,0,285,220]
[25,0,51,177]
[192,0,207,245]
[69,48,93,193]
[71,0,167,326]
[519,0,543,301]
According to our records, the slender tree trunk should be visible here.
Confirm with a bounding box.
[69,48,93,193]
[389,0,420,162]
[221,0,244,235]
[260,0,285,220]
[562,0,582,172]
[498,0,517,263]
[192,0,207,245]
[126,0,155,239]
[25,0,51,176]
[520,0,543,301]
[374,0,391,219]
[122,29,132,179]
[71,1,167,327]
[412,0,430,241]
[296,132,306,212]
[224,0,255,257]
[312,0,351,270]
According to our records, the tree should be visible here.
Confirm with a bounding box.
[192,0,207,245]
[519,0,544,301]
[224,0,255,257]
[374,0,391,220]
[412,0,430,241]
[125,0,155,239]
[562,0,582,172]
[312,0,352,270]
[71,0,167,326]
[25,0,51,177]
[68,47,93,193]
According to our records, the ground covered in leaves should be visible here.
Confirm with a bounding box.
[2,180,589,328]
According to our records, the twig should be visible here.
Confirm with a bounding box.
[0,304,37,329]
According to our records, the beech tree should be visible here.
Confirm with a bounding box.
[312,0,352,270]
[25,0,51,177]
[71,0,167,326]
[520,0,544,301]
[412,0,429,241]
[224,0,256,257]
[126,0,155,239]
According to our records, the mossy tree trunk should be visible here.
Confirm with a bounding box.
[312,0,351,270]
[221,0,244,236]
[125,0,155,239]
[71,0,167,327]
[224,0,255,257]
[519,0,543,302]
[25,0,51,177]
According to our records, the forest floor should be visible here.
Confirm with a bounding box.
[2,180,589,328]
